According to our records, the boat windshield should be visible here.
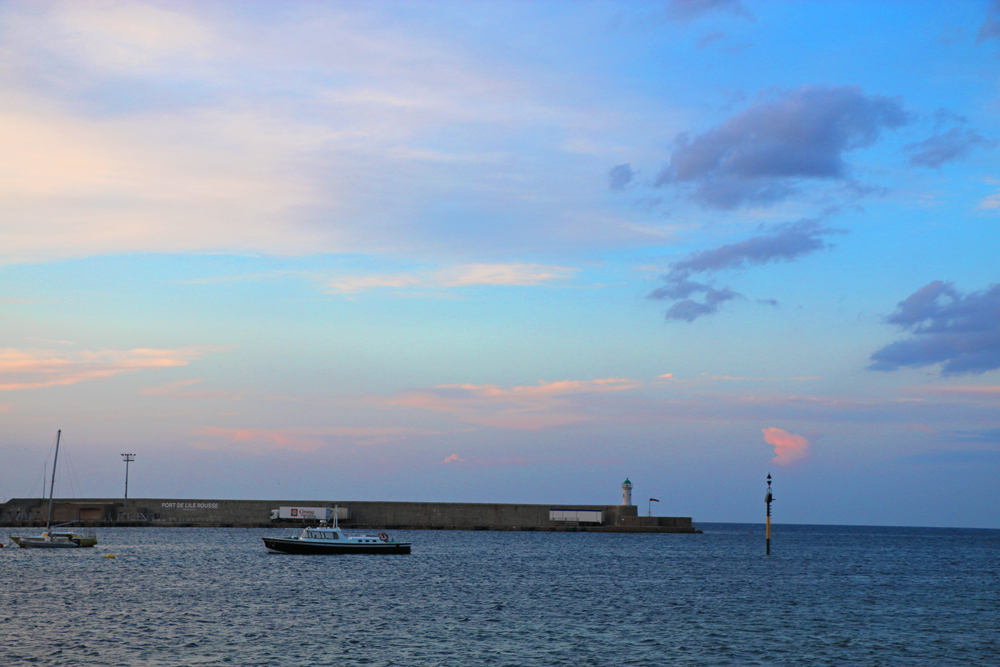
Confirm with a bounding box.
[303,529,338,539]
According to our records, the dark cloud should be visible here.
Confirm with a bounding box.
[649,274,740,322]
[655,86,909,209]
[665,295,737,322]
[666,0,753,22]
[869,281,1000,375]
[608,164,635,192]
[696,31,726,49]
[906,127,995,168]
[673,217,844,273]
[932,108,967,130]
[978,0,1000,43]
[648,215,844,322]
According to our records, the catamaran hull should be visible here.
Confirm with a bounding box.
[262,537,411,555]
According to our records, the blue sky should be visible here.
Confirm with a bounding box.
[2,0,999,528]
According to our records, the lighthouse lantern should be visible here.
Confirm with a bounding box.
[622,478,634,506]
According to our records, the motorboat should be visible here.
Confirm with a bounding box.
[262,509,410,554]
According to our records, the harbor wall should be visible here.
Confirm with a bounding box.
[0,497,696,533]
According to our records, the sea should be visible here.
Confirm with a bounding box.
[1,523,997,666]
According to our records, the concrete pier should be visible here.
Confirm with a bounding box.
[0,497,698,533]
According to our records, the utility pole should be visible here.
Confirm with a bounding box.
[121,453,136,521]
[765,473,773,555]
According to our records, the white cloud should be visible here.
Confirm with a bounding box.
[44,1,217,73]
[0,3,676,262]
[979,193,1000,210]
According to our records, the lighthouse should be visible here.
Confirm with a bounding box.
[622,478,633,506]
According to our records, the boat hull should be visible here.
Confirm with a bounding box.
[11,532,97,548]
[262,537,411,555]
[12,536,80,548]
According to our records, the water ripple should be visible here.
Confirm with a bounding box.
[1,525,998,666]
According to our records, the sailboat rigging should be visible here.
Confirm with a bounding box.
[11,430,98,549]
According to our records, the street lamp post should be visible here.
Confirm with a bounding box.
[765,473,773,555]
[121,453,136,521]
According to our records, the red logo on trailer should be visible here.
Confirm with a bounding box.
[291,509,298,517]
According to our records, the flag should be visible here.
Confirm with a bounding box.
[650,498,660,502]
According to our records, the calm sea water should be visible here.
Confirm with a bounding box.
[1,524,997,666]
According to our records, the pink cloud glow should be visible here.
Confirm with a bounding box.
[195,425,442,453]
[762,427,811,466]
[0,346,212,391]
[908,385,1000,399]
[386,377,640,430]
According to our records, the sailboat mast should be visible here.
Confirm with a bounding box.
[45,429,60,531]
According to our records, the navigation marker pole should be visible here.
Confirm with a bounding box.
[765,473,773,555]
[121,453,136,521]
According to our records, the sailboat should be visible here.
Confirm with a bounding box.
[11,430,98,549]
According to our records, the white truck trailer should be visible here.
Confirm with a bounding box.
[270,506,341,522]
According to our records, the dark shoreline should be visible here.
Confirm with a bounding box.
[1,497,699,533]
[1,520,700,533]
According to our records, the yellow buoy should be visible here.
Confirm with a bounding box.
[104,554,116,558]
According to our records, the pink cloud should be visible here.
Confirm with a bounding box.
[198,426,310,451]
[195,425,444,453]
[385,377,640,430]
[0,346,216,391]
[762,427,811,465]
[909,385,1000,399]
[442,453,463,464]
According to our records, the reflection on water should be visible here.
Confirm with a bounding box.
[2,525,998,666]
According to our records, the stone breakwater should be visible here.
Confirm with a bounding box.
[0,498,698,533]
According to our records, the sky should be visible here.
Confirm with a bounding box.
[1,0,999,528]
